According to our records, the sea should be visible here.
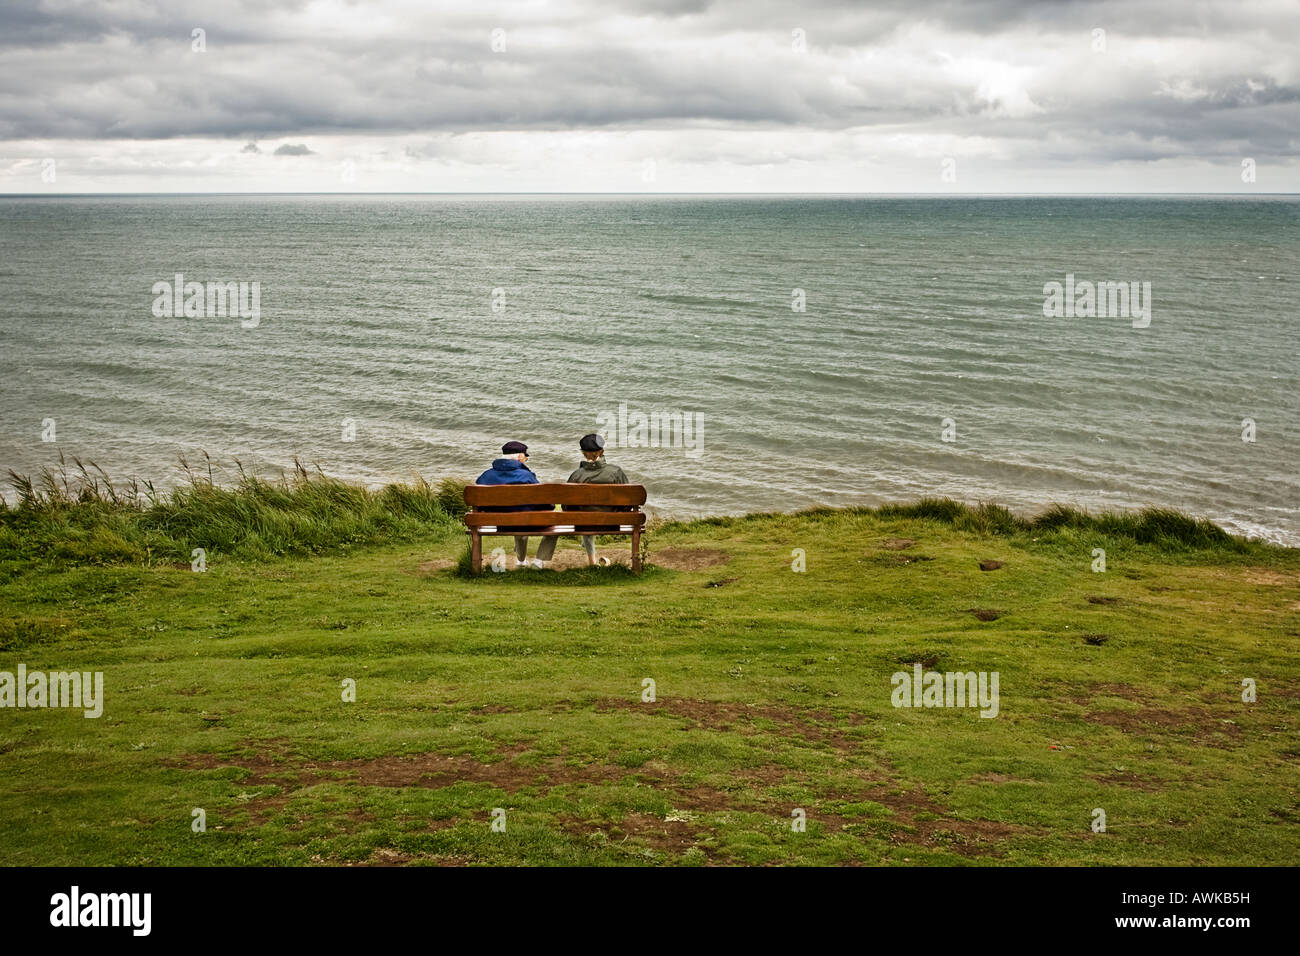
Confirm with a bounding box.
[1,194,1296,544]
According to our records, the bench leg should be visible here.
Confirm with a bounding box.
[470,532,482,574]
[631,528,642,573]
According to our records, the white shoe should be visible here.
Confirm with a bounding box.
[515,558,527,568]
[597,556,611,567]
[530,559,546,569]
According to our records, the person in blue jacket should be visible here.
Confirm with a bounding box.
[476,440,547,568]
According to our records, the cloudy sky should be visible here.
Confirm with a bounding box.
[2,0,1297,192]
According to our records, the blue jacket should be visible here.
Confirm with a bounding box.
[476,458,538,486]
[476,458,538,513]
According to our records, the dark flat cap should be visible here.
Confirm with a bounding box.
[502,440,529,454]
[579,433,605,452]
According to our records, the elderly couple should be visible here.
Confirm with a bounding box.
[475,433,629,569]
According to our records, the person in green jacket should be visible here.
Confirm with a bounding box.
[533,433,629,566]
[568,433,629,565]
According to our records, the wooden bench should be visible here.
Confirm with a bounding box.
[463,483,648,573]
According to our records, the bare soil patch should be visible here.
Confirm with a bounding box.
[172,718,1037,861]
[344,848,471,867]
[167,746,637,792]
[855,780,1029,855]
[1091,770,1163,792]
[650,547,731,571]
[874,553,934,565]
[556,811,705,855]
[1062,681,1145,705]
[593,697,866,751]
[1241,569,1298,586]
[447,545,733,573]
[416,558,457,574]
[545,548,632,570]
[901,653,942,670]
[1081,705,1244,745]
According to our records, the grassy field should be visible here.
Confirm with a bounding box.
[1,469,1298,866]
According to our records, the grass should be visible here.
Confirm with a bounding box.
[1,453,466,569]
[1,466,1297,866]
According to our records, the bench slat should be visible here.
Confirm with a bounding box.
[465,511,646,529]
[463,483,646,508]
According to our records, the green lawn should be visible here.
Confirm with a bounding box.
[2,505,1298,866]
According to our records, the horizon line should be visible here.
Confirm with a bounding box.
[2,190,1296,198]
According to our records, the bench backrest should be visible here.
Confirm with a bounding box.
[464,483,646,510]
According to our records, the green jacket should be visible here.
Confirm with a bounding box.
[567,458,628,485]
[566,458,629,513]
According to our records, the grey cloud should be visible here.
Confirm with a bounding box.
[273,143,314,155]
[0,0,1297,168]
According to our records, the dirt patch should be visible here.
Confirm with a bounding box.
[969,773,1035,784]
[849,779,1028,855]
[556,764,1029,859]
[368,848,414,866]
[881,538,916,550]
[1184,567,1300,590]
[542,548,632,570]
[343,847,471,867]
[1061,681,1145,705]
[1090,682,1145,701]
[1081,705,1244,745]
[243,793,292,827]
[1082,634,1109,646]
[557,811,705,855]
[454,547,639,573]
[978,560,1004,571]
[456,545,733,573]
[651,547,730,571]
[593,697,866,751]
[1092,771,1163,792]
[283,805,376,832]
[704,577,739,588]
[172,723,1036,861]
[417,559,457,575]
[1241,569,1299,587]
[969,609,1000,622]
[166,747,625,791]
[342,753,628,790]
[1086,596,1122,605]
[873,553,934,565]
[900,653,942,670]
